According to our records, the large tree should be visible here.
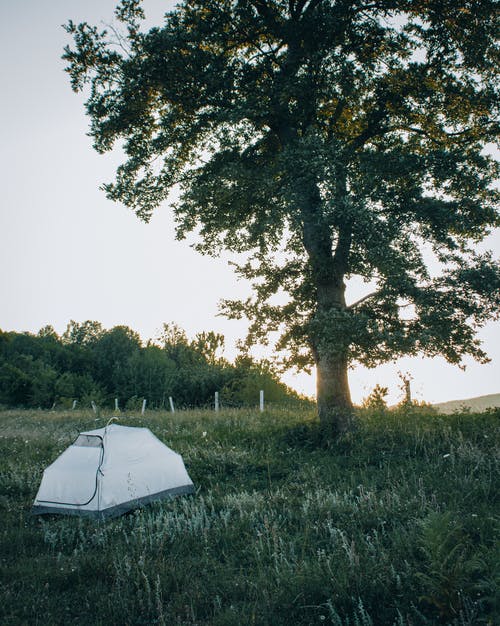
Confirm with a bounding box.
[64,0,499,433]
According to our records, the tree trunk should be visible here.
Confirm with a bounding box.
[311,254,355,434]
[300,193,355,435]
[316,352,354,434]
[276,122,355,434]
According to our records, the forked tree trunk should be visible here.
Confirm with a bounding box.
[316,352,354,435]
[292,163,355,434]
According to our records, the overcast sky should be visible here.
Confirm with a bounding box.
[1,0,498,404]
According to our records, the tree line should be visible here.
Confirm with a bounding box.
[0,321,305,410]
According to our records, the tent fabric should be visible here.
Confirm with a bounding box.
[32,423,194,519]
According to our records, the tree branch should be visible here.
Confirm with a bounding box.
[289,0,315,19]
[249,0,275,24]
[350,122,493,151]
[332,223,352,280]
[303,0,324,16]
[347,291,381,310]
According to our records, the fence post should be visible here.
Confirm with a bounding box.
[72,400,77,410]
[91,401,97,415]
[260,390,264,412]
[141,398,147,415]
[169,396,175,413]
[115,398,119,412]
[215,391,219,412]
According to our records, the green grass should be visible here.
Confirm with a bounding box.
[0,406,498,625]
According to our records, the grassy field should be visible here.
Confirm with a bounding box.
[0,406,498,625]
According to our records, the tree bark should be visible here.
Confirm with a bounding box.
[316,352,353,434]
[300,188,355,434]
[313,279,355,434]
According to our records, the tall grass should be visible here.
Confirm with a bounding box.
[0,407,498,625]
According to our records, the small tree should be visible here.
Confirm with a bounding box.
[362,384,389,412]
[64,0,500,434]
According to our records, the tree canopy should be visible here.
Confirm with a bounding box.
[64,0,500,432]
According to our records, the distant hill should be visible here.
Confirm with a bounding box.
[433,393,500,414]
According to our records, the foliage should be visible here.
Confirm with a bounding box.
[63,0,500,423]
[0,323,301,410]
[0,406,498,624]
[361,383,389,411]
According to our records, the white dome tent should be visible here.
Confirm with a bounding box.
[32,423,195,519]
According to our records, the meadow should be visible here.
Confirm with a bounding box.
[0,406,498,625]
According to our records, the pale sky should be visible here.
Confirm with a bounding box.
[1,0,498,404]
